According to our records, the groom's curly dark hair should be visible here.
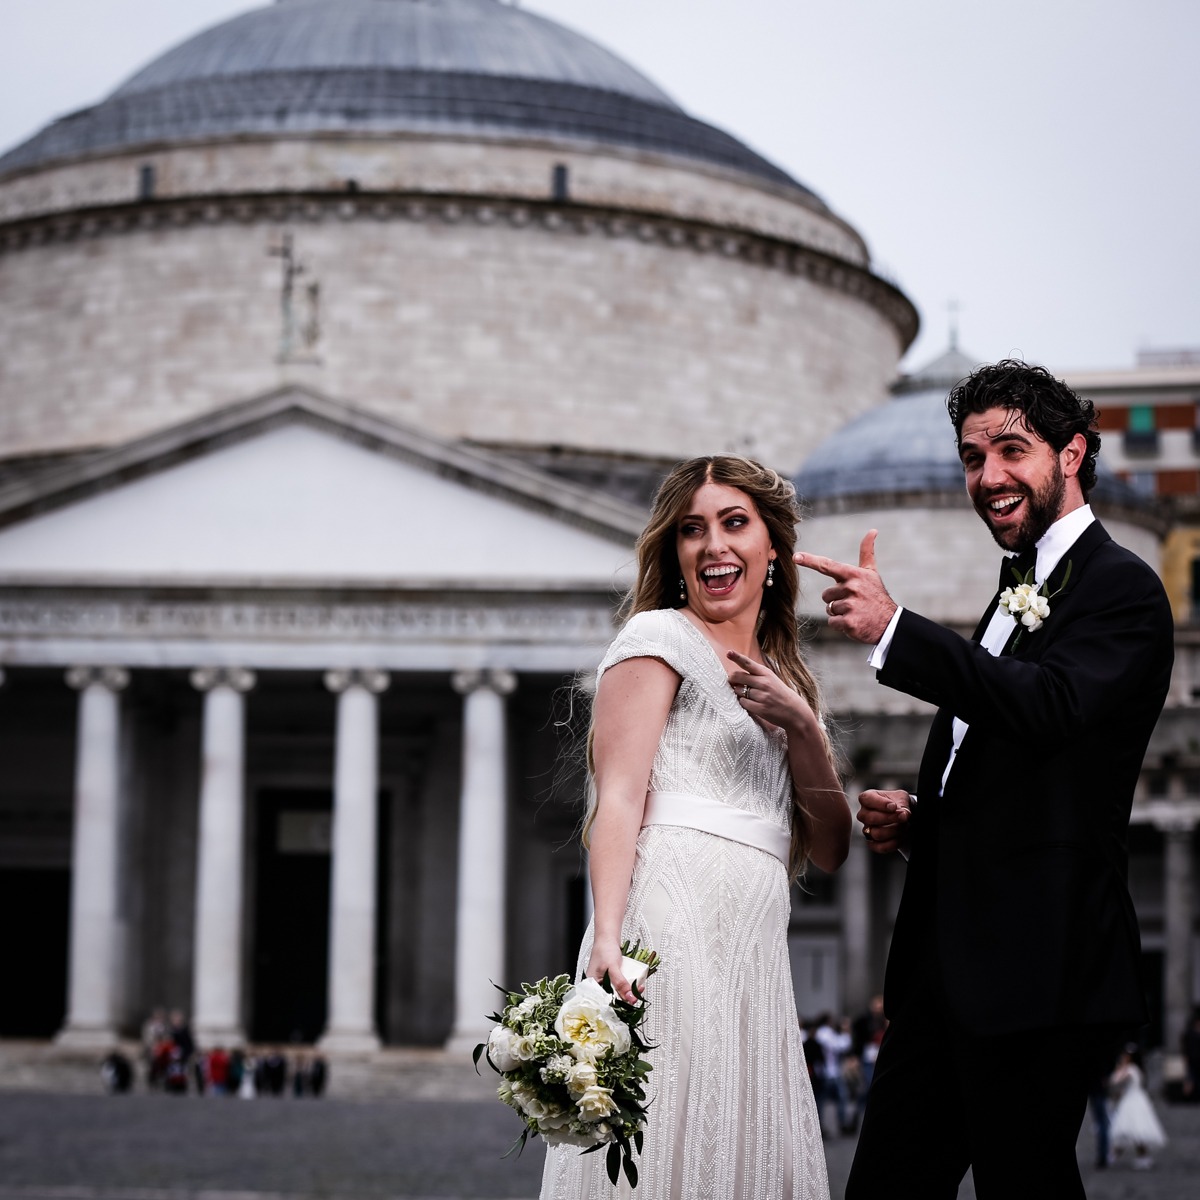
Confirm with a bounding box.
[946,359,1102,497]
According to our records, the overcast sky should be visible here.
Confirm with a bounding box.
[3,0,1197,372]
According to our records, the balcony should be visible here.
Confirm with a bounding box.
[1123,428,1160,456]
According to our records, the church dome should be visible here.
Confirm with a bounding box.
[0,0,815,196]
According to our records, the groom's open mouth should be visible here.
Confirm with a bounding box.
[700,563,742,595]
[984,492,1025,526]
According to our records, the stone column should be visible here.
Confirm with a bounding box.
[446,669,516,1053]
[189,667,256,1047]
[58,666,130,1048]
[320,668,390,1052]
[839,781,871,1014]
[1159,783,1196,1064]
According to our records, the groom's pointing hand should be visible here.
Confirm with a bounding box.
[794,529,898,645]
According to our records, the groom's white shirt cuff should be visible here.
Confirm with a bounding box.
[867,606,904,670]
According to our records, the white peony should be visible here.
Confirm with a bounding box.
[487,1024,522,1072]
[554,978,632,1063]
[576,1083,620,1122]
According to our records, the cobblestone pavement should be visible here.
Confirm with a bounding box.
[1,1044,1197,1199]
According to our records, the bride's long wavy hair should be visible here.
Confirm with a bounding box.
[581,455,834,879]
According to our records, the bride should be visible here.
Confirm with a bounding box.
[541,456,849,1199]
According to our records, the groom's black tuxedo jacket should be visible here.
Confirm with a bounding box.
[877,520,1173,1037]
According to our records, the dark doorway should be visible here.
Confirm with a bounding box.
[0,868,69,1036]
[251,790,332,1043]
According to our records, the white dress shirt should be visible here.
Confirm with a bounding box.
[868,504,1095,793]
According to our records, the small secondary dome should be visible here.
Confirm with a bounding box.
[795,344,1141,507]
[0,0,816,196]
[795,345,978,501]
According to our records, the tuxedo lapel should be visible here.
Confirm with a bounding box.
[1005,519,1111,658]
[971,594,999,644]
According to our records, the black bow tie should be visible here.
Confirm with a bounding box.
[999,549,1036,591]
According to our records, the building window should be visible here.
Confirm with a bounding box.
[1124,405,1159,455]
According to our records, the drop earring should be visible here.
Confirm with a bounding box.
[678,577,687,603]
[766,560,775,588]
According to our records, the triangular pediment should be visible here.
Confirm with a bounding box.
[0,388,640,590]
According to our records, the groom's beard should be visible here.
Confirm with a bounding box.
[977,461,1066,554]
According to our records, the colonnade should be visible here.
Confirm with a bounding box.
[54,664,516,1051]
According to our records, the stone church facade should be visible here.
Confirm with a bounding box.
[0,0,1193,1063]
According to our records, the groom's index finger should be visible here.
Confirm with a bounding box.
[793,550,854,582]
[858,529,879,572]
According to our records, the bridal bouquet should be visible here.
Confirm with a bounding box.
[474,941,661,1189]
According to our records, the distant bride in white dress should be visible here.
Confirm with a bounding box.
[540,455,851,1200]
[1109,1046,1167,1170]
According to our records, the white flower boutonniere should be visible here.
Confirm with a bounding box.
[998,560,1072,648]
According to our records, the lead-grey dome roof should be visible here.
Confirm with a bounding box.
[795,344,1142,506]
[0,0,818,197]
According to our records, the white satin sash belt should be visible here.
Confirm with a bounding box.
[641,790,790,866]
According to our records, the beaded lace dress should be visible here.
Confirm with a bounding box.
[540,609,828,1200]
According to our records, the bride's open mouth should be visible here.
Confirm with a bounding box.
[700,564,742,595]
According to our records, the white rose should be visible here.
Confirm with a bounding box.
[536,1107,572,1133]
[510,1080,553,1120]
[1001,583,1040,615]
[487,1024,521,1072]
[554,978,632,1063]
[523,1093,555,1120]
[576,1083,620,1122]
[565,1059,598,1099]
[512,1032,539,1062]
[1021,594,1050,630]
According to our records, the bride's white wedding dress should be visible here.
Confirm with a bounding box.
[540,608,828,1200]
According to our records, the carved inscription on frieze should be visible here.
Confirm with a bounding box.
[0,597,616,644]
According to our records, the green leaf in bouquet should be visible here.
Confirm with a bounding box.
[634,1129,644,1156]
[623,1152,639,1188]
[472,1043,485,1072]
[606,1142,621,1186]
[501,1128,530,1160]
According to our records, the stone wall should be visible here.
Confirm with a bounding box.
[0,134,870,264]
[0,192,904,473]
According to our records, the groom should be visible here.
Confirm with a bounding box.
[796,360,1173,1198]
